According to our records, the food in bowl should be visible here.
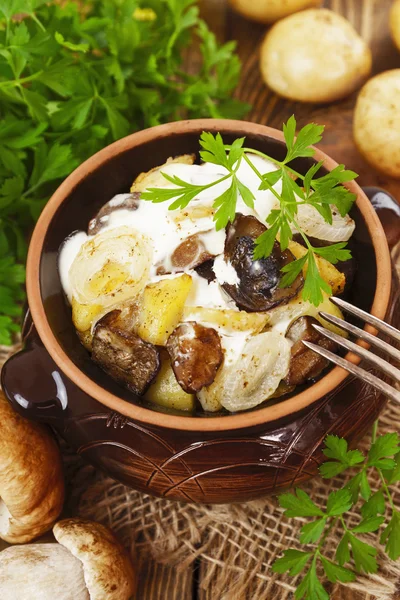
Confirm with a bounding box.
[58,117,357,414]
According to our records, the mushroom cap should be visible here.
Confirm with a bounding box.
[0,543,89,600]
[53,518,136,600]
[0,391,64,543]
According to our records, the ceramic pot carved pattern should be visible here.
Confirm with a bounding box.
[1,120,398,504]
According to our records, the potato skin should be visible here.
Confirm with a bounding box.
[390,0,400,51]
[229,0,321,24]
[260,9,372,103]
[353,70,400,178]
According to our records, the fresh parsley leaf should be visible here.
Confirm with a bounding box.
[348,534,378,574]
[313,243,352,264]
[320,557,355,584]
[259,168,282,189]
[320,436,364,478]
[299,518,327,544]
[199,131,230,168]
[213,178,238,230]
[382,452,400,485]
[272,549,313,576]
[301,251,331,307]
[360,470,372,501]
[326,489,353,516]
[279,255,307,289]
[253,220,280,260]
[380,511,400,561]
[361,490,386,519]
[367,433,400,470]
[336,533,351,566]
[55,31,89,53]
[352,516,385,534]
[295,562,329,600]
[278,489,325,518]
[284,117,325,163]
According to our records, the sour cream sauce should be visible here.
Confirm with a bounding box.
[59,153,280,305]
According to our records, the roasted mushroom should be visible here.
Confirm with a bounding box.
[194,258,216,282]
[88,192,140,235]
[223,214,303,312]
[92,310,160,395]
[166,322,223,393]
[284,316,337,386]
[156,232,215,275]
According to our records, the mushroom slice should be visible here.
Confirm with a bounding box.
[92,310,160,395]
[0,544,89,600]
[166,322,223,393]
[88,192,140,235]
[156,232,215,275]
[198,331,291,413]
[0,390,64,544]
[53,518,136,600]
[223,214,303,311]
[285,316,337,386]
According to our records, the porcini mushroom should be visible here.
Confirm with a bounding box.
[0,518,136,600]
[0,390,64,544]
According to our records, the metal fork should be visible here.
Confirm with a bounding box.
[303,296,400,403]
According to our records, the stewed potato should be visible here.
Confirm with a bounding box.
[353,70,400,178]
[137,274,193,345]
[229,0,321,24]
[260,9,372,103]
[390,0,400,51]
[144,355,196,412]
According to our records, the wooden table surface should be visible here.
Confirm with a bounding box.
[136,1,400,598]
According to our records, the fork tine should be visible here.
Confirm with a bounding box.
[330,297,400,344]
[312,324,400,382]
[303,340,400,404]
[319,311,400,363]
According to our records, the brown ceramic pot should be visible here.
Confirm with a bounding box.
[1,120,398,504]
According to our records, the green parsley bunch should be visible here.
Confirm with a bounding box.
[0,0,247,344]
[141,116,357,307]
[273,423,400,599]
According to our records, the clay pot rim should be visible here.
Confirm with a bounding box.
[26,119,392,431]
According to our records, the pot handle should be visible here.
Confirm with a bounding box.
[1,311,67,424]
[362,186,400,249]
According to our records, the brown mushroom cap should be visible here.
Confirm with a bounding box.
[0,391,64,543]
[166,322,223,393]
[0,544,89,600]
[53,518,136,600]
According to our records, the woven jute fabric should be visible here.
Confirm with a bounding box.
[1,243,399,600]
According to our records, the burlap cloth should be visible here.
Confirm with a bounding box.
[1,243,399,600]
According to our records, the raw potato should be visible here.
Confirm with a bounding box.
[229,0,321,24]
[182,306,269,334]
[137,274,193,345]
[260,9,372,103]
[144,355,196,412]
[288,240,346,295]
[353,70,400,178]
[131,154,195,192]
[390,0,400,51]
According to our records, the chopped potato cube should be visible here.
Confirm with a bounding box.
[183,306,269,334]
[144,356,196,412]
[288,240,345,295]
[71,297,103,332]
[137,274,193,345]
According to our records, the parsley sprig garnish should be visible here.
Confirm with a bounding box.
[273,423,400,599]
[142,115,357,306]
[0,0,247,345]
